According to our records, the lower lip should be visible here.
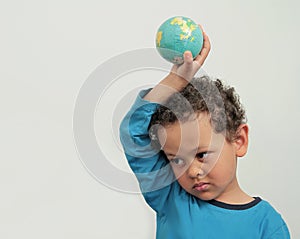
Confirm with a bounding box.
[194,184,209,191]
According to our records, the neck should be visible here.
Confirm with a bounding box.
[215,178,253,204]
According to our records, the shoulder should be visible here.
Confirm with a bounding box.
[256,199,283,217]
[255,199,284,222]
[256,198,290,238]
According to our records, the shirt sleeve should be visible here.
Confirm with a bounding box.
[119,89,176,213]
[267,222,290,239]
[262,201,291,239]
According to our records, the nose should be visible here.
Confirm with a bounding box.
[187,159,205,178]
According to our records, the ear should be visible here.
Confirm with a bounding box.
[234,124,249,157]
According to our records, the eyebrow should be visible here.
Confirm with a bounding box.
[165,153,176,157]
[164,146,209,158]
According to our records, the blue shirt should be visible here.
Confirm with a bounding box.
[119,90,290,239]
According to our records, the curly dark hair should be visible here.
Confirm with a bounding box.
[148,75,247,149]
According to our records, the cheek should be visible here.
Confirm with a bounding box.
[171,166,187,179]
[208,158,237,181]
[171,166,190,183]
[211,148,237,174]
[177,174,191,190]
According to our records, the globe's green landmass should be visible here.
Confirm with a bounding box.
[156,16,203,64]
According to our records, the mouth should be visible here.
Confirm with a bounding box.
[193,182,210,191]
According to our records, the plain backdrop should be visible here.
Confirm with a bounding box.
[1,0,299,238]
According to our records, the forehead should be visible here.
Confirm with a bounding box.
[158,113,224,153]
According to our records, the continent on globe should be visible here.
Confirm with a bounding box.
[155,16,203,64]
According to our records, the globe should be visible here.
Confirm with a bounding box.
[155,16,203,64]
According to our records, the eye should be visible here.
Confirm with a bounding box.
[170,158,186,167]
[196,152,209,161]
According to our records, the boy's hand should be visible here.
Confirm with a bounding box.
[171,26,211,82]
[143,25,210,103]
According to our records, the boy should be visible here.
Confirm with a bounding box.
[119,28,290,238]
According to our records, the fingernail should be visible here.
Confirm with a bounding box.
[185,52,192,59]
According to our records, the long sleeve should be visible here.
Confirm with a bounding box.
[119,89,176,213]
[266,223,290,239]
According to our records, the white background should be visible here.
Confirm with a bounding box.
[1,0,299,238]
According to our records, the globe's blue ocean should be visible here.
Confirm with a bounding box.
[156,16,203,64]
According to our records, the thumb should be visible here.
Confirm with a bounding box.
[183,51,193,66]
[183,50,193,71]
[179,51,194,80]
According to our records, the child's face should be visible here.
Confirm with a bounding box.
[158,113,244,202]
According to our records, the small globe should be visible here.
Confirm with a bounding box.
[156,16,203,64]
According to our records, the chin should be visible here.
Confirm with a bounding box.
[191,191,216,201]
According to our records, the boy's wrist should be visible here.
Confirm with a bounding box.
[162,72,189,92]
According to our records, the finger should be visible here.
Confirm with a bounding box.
[175,51,193,80]
[183,51,193,64]
[183,51,194,74]
[194,31,211,66]
[198,24,204,33]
